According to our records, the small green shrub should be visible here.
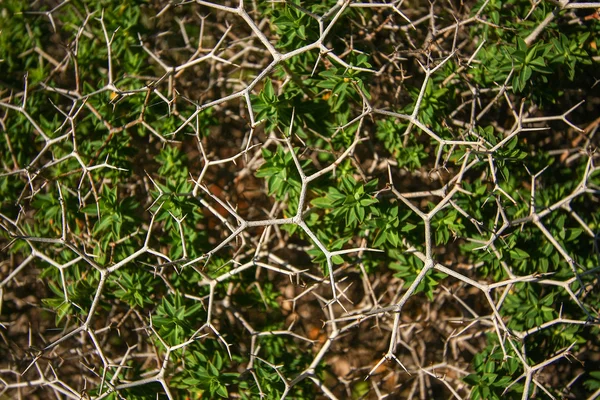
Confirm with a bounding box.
[1,0,599,399]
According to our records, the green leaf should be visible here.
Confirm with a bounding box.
[510,248,530,260]
[262,79,275,102]
[208,361,219,377]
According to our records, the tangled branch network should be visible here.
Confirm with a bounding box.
[1,0,599,399]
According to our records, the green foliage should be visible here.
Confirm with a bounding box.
[375,118,428,170]
[505,38,553,93]
[550,32,593,80]
[503,285,556,330]
[409,78,455,126]
[270,1,320,52]
[389,252,447,301]
[463,334,523,399]
[253,79,293,134]
[431,208,466,246]
[152,293,205,346]
[42,265,99,325]
[1,0,598,399]
[81,185,141,258]
[172,348,237,398]
[256,145,309,214]
[311,176,378,228]
[369,203,417,248]
[585,371,600,392]
[469,0,598,104]
[109,269,158,308]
